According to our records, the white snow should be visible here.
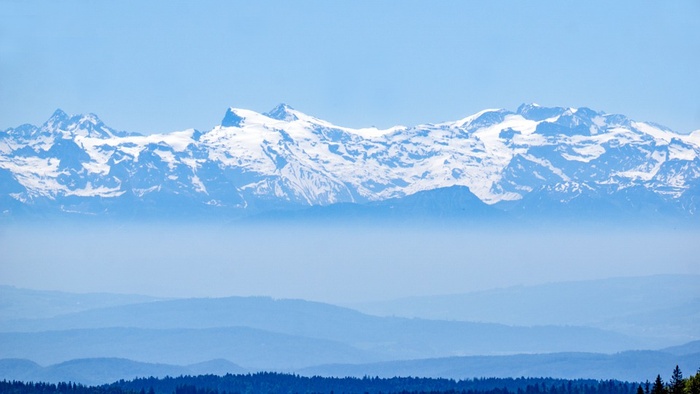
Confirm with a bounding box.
[133,185,161,197]
[592,116,606,128]
[154,149,178,170]
[191,174,207,194]
[668,142,697,161]
[632,122,675,144]
[523,154,571,182]
[65,183,125,198]
[343,125,407,138]
[561,143,606,162]
[449,108,503,128]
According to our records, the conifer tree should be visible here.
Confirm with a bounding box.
[686,369,700,394]
[652,375,667,394]
[670,366,684,394]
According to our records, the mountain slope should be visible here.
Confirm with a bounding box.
[1,104,699,219]
[0,296,641,363]
[0,357,246,385]
[351,275,700,345]
[298,350,700,382]
[0,285,162,321]
[0,326,376,369]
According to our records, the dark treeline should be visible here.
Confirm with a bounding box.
[2,366,698,394]
[1,374,634,394]
[0,380,129,394]
[112,374,635,394]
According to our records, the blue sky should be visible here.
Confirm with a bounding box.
[2,1,699,135]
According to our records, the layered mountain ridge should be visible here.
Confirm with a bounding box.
[2,104,699,219]
[1,279,698,383]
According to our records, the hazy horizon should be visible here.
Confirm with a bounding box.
[2,221,698,304]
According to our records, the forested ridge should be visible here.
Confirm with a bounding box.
[1,366,698,394]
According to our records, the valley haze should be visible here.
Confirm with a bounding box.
[1,222,699,303]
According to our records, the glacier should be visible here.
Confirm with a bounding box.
[1,103,699,219]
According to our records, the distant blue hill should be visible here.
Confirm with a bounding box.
[661,339,700,356]
[351,275,700,347]
[1,281,696,381]
[298,350,700,382]
[0,326,374,369]
[0,357,245,386]
[3,345,698,385]
[0,296,641,367]
[0,285,162,321]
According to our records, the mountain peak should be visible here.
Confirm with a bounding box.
[43,108,71,131]
[221,108,245,127]
[516,103,567,121]
[265,103,299,122]
[516,103,539,113]
[35,109,124,139]
[49,108,69,122]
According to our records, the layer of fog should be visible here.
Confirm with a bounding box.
[1,221,698,303]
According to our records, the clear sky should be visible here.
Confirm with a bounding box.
[1,1,699,135]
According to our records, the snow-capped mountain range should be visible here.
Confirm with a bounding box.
[2,104,699,219]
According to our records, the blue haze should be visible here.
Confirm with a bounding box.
[1,222,698,303]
